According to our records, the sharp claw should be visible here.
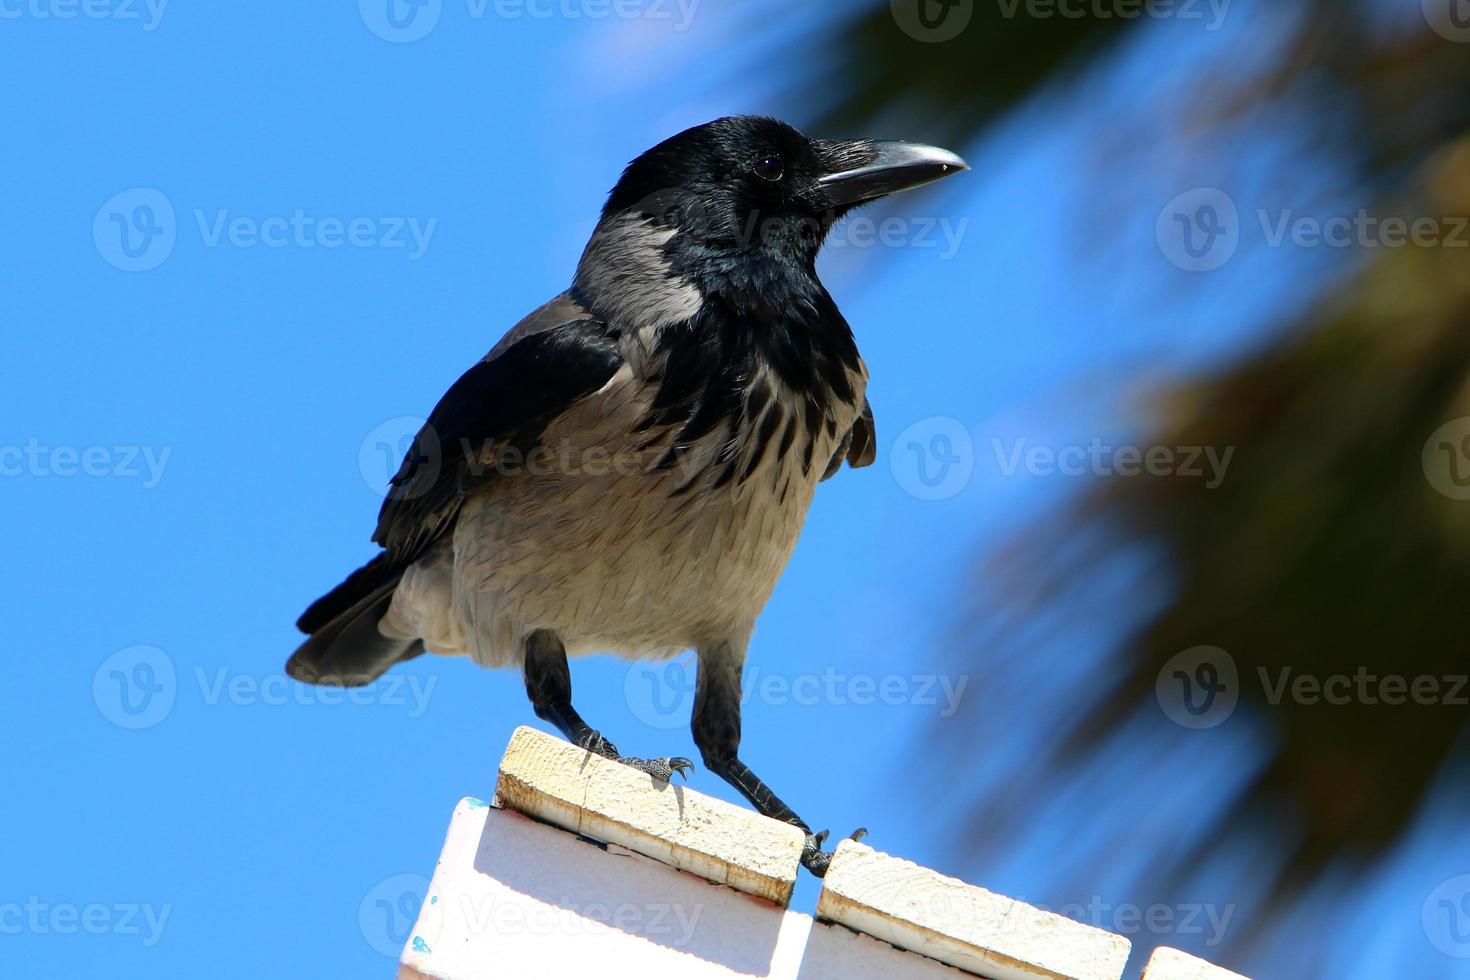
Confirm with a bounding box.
[578,730,619,758]
[797,824,865,877]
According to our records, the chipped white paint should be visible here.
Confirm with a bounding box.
[1141,947,1251,980]
[815,841,1132,980]
[493,725,805,906]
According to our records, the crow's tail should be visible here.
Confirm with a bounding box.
[287,553,424,687]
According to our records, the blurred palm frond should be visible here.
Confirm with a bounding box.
[797,0,1470,934]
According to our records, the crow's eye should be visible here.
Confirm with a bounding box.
[753,157,785,182]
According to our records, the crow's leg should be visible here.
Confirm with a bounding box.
[692,641,865,877]
[523,629,692,783]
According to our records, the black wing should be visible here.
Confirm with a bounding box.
[372,294,623,564]
[822,397,876,480]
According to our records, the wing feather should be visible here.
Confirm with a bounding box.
[822,397,876,480]
[371,294,623,564]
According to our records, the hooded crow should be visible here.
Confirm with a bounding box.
[288,115,967,875]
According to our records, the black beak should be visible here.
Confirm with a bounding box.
[815,140,969,207]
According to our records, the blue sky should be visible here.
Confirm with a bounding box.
[4,2,1468,977]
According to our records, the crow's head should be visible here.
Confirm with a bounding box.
[589,116,967,276]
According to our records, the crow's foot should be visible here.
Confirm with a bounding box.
[574,729,621,759]
[617,756,695,783]
[801,826,868,877]
[571,730,692,783]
